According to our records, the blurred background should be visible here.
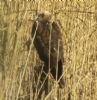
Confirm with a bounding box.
[0,0,97,100]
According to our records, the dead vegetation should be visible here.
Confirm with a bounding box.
[0,0,97,100]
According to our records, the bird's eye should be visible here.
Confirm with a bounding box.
[41,13,44,17]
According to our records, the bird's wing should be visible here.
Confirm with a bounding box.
[31,21,37,37]
[51,22,63,50]
[32,21,49,62]
[51,21,64,61]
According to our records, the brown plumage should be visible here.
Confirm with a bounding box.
[31,11,65,88]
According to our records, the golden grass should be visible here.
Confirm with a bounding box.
[0,0,97,100]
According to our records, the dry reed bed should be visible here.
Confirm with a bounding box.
[0,0,97,100]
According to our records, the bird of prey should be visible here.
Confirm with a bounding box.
[31,11,65,88]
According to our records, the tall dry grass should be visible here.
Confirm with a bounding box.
[0,0,97,100]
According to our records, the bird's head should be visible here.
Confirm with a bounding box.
[35,10,51,23]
